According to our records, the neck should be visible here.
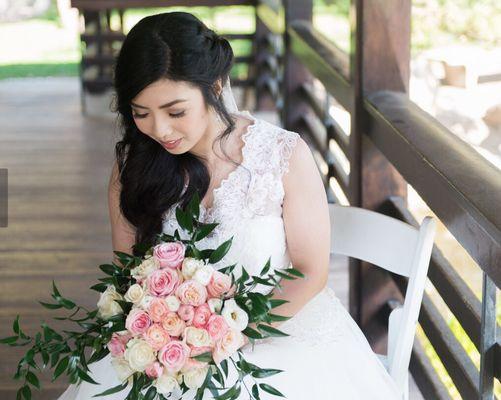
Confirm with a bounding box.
[187,111,225,165]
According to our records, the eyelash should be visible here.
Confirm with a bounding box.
[133,111,185,119]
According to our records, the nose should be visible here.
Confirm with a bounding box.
[152,116,173,141]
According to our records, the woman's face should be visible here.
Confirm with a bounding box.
[130,78,219,155]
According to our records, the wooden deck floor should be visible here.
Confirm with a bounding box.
[0,77,421,399]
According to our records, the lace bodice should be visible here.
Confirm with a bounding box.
[162,110,300,277]
[162,110,343,347]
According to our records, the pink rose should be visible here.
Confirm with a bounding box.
[143,323,171,351]
[158,340,190,372]
[213,328,245,364]
[107,332,131,356]
[145,361,164,379]
[154,242,186,269]
[148,297,170,323]
[147,268,180,297]
[189,345,213,357]
[193,304,212,329]
[206,314,230,342]
[125,308,152,336]
[207,271,234,298]
[177,304,195,325]
[176,280,208,307]
[161,312,186,337]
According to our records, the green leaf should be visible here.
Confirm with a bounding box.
[77,368,99,384]
[267,313,292,322]
[144,386,157,400]
[38,301,62,310]
[192,351,213,362]
[269,299,289,309]
[220,358,228,378]
[259,257,272,276]
[59,298,76,310]
[259,383,285,397]
[99,264,118,276]
[252,276,275,286]
[252,384,260,399]
[274,271,295,280]
[187,191,200,220]
[52,280,61,298]
[209,237,233,264]
[25,371,40,389]
[21,385,31,400]
[251,368,283,378]
[176,207,193,233]
[0,335,18,344]
[242,326,265,339]
[52,356,69,381]
[282,267,305,278]
[13,315,20,335]
[216,384,241,400]
[92,381,129,397]
[193,222,218,242]
[257,324,289,338]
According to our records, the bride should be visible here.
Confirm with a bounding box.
[58,11,400,400]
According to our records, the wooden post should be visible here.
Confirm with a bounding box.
[350,0,410,352]
[282,0,313,132]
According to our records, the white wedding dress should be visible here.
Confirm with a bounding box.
[58,110,400,400]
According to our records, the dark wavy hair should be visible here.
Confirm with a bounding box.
[111,11,238,253]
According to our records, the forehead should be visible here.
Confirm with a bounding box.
[131,79,198,107]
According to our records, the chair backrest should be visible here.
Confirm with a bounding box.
[328,203,436,397]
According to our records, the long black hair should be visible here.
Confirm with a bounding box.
[111,11,238,253]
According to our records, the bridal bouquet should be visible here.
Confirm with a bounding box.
[1,192,304,400]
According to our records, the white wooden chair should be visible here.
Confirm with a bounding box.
[328,203,436,400]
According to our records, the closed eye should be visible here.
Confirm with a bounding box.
[132,111,186,119]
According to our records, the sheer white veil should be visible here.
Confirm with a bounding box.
[220,76,239,114]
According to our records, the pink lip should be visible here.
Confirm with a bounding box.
[161,138,182,149]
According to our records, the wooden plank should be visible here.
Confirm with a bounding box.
[366,91,501,286]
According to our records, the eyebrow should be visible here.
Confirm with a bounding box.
[130,99,187,110]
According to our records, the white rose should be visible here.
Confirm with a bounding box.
[124,338,156,372]
[165,295,181,312]
[183,366,209,389]
[124,284,145,304]
[138,294,155,311]
[97,285,123,319]
[131,256,160,280]
[181,258,204,280]
[207,298,223,314]
[154,372,179,395]
[221,299,248,331]
[193,265,214,286]
[184,327,213,347]
[110,356,134,382]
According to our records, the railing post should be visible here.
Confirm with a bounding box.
[351,0,410,352]
[282,0,313,132]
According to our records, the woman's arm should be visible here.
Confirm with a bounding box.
[248,136,331,334]
[108,160,137,264]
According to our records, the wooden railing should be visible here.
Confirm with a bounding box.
[70,0,257,113]
[254,1,500,399]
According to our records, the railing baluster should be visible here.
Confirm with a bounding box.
[479,273,496,399]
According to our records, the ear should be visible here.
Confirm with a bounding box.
[214,78,223,98]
